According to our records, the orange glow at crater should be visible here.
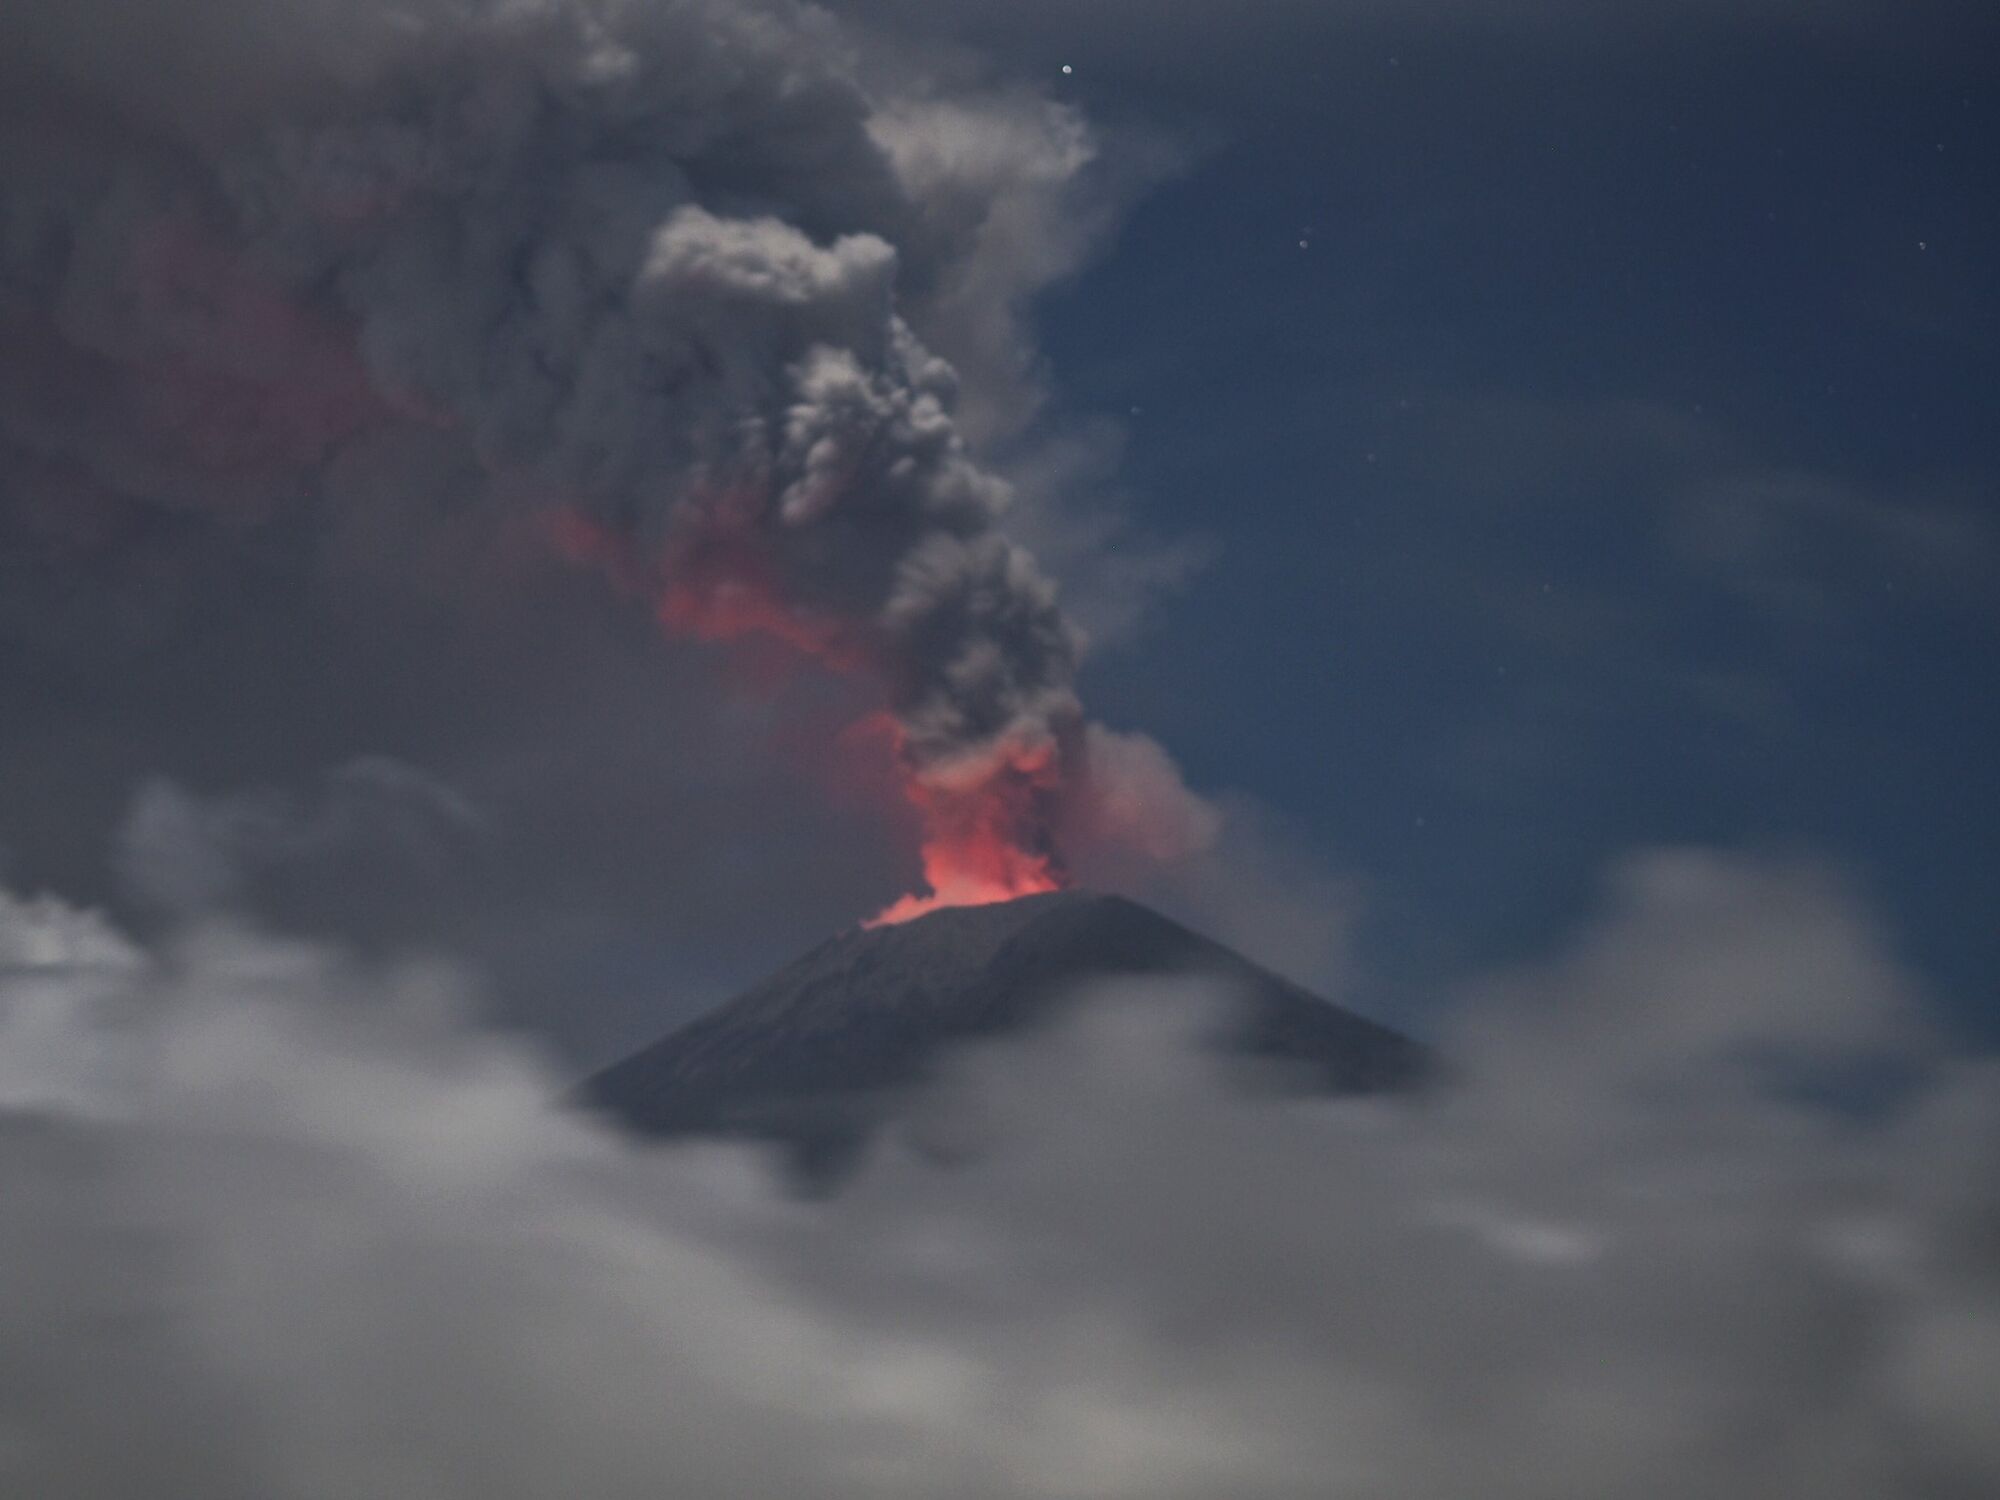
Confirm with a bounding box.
[549,508,1072,928]
[866,729,1069,927]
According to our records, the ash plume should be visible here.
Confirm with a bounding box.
[0,0,1127,917]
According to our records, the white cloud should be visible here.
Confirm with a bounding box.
[2,843,1993,1497]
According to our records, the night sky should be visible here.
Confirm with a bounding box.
[867,1,2000,1039]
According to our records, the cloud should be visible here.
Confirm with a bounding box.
[1666,469,1998,630]
[1065,728,1361,995]
[2,0,1091,838]
[1331,386,1994,771]
[3,844,1993,1497]
[114,757,488,920]
[995,419,1213,652]
[0,0,1266,937]
[1455,847,1933,1076]
[865,90,1177,445]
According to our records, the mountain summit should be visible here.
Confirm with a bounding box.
[583,892,1425,1167]
[580,900,1424,1168]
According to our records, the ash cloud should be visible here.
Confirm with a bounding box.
[2,846,1996,1497]
[1,0,1218,904]
[0,0,1264,997]
[115,758,488,927]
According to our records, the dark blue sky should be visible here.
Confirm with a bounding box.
[987,15,1999,1034]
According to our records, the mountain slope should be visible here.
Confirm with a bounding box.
[583,892,1425,1163]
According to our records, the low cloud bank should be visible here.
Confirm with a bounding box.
[2,846,1995,1498]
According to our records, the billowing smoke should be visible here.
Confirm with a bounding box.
[0,0,1152,922]
[3,845,1997,1498]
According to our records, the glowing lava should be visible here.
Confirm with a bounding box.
[866,760,1067,927]
[867,848,1060,925]
[859,716,1069,925]
[551,508,1072,927]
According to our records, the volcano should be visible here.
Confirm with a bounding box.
[583,891,1426,1171]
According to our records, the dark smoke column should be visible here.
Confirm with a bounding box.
[3,0,1095,920]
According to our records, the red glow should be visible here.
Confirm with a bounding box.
[656,573,857,668]
[549,507,1071,926]
[865,730,1068,927]
[865,829,1063,925]
[547,508,862,671]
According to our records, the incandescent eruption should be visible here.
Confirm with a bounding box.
[865,724,1069,926]
[551,501,1081,926]
[1,0,1153,922]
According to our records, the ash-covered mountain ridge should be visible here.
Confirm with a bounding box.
[585,891,1426,1157]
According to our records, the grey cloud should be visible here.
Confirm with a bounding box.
[0,461,917,1065]
[865,90,1178,445]
[1463,848,1932,1058]
[1064,727,1361,997]
[115,757,487,917]
[995,419,1213,652]
[1,0,1103,819]
[1337,386,1993,779]
[3,845,1994,1497]
[1667,469,1999,629]
[2,0,1283,959]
